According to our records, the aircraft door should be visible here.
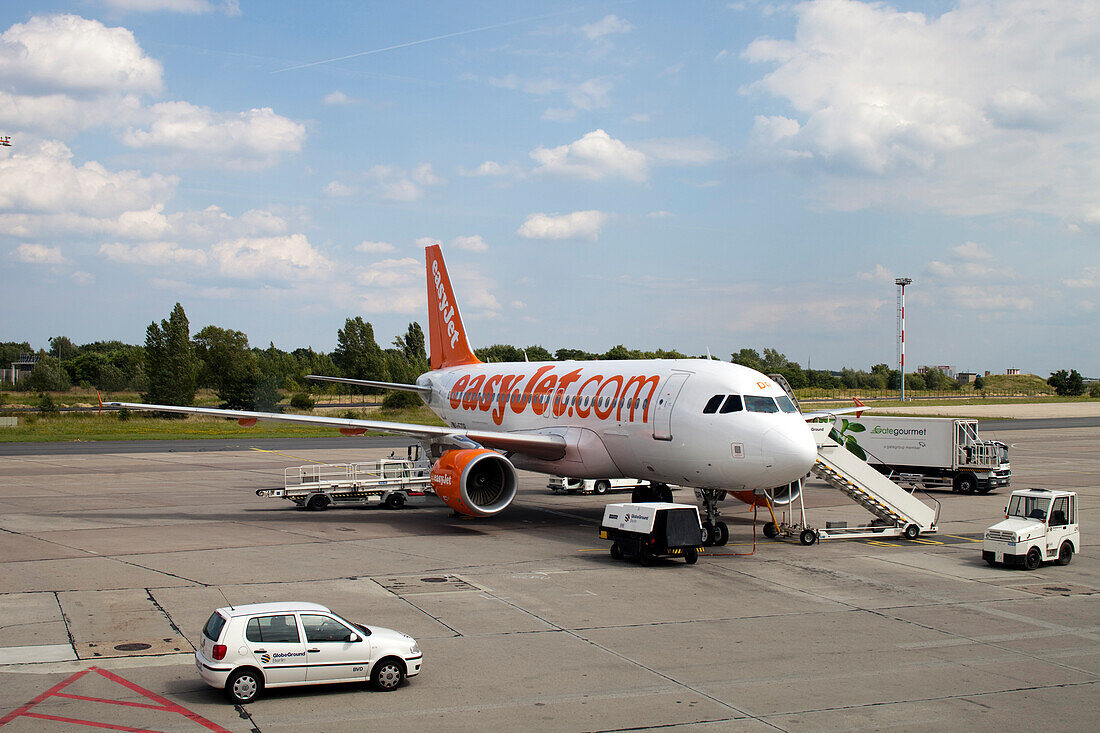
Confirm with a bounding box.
[652,372,690,441]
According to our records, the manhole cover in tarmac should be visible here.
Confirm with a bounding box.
[375,574,481,595]
[114,643,152,652]
[1012,583,1097,597]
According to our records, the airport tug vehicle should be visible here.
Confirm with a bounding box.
[600,503,705,565]
[983,488,1079,570]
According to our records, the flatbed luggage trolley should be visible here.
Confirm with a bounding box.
[600,503,705,566]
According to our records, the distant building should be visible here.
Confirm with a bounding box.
[11,353,39,384]
[918,365,956,379]
[957,372,979,384]
[1006,368,1021,376]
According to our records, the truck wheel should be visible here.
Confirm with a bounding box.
[685,548,698,564]
[700,523,713,547]
[1024,547,1042,570]
[954,473,978,494]
[593,481,610,495]
[904,524,920,540]
[713,521,729,546]
[306,495,329,512]
[610,542,623,560]
[1056,541,1074,566]
[763,522,779,539]
[799,529,818,546]
[385,493,406,510]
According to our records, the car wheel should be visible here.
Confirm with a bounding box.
[713,521,729,546]
[639,549,655,567]
[385,493,406,510]
[371,658,406,691]
[763,522,779,539]
[1024,547,1042,570]
[799,529,818,546]
[225,669,262,704]
[653,483,674,502]
[1056,541,1073,566]
[610,541,624,560]
[594,481,610,495]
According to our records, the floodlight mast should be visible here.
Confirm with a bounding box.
[896,278,912,401]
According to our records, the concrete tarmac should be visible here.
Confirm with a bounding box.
[0,422,1097,731]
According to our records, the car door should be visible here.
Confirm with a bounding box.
[1046,496,1073,558]
[244,614,308,685]
[301,613,372,683]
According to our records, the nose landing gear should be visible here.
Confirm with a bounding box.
[696,489,729,547]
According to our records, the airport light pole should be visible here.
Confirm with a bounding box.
[896,278,912,402]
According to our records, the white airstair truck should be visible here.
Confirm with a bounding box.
[792,423,940,541]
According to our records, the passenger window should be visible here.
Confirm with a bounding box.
[301,614,356,643]
[246,615,300,644]
[744,396,779,413]
[719,395,743,414]
[203,612,227,642]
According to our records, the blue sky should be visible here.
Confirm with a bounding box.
[1,0,1097,376]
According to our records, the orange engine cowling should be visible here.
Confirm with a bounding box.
[729,480,802,508]
[430,449,518,517]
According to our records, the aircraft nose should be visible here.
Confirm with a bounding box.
[761,424,817,481]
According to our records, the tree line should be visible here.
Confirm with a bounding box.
[4,305,1096,407]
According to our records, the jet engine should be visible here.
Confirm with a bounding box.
[430,448,518,517]
[728,479,803,508]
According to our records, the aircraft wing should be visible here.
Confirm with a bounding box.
[306,375,432,394]
[801,398,867,421]
[107,401,566,460]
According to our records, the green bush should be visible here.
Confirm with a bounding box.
[117,407,132,421]
[290,392,315,411]
[37,393,60,414]
[1090,382,1100,398]
[382,390,423,410]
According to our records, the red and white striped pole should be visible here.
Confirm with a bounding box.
[896,278,912,401]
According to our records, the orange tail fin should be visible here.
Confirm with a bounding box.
[425,244,481,370]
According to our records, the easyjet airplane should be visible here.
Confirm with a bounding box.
[114,245,840,546]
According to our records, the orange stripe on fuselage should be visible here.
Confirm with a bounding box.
[446,366,662,426]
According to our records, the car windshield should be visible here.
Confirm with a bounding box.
[1007,495,1050,520]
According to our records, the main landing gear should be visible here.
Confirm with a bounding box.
[696,489,729,547]
[631,482,674,503]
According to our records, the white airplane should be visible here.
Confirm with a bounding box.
[115,245,842,546]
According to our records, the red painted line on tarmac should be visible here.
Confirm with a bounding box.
[0,665,232,733]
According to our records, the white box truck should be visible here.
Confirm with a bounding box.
[983,488,1079,569]
[812,416,1010,494]
[599,503,703,565]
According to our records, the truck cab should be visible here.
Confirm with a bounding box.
[983,488,1079,570]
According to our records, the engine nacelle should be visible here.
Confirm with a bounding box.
[430,448,518,517]
[728,480,802,508]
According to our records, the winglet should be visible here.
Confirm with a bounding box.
[425,244,481,370]
[854,397,865,418]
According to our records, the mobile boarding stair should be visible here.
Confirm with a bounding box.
[810,429,940,540]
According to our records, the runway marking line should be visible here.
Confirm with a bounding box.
[0,665,230,732]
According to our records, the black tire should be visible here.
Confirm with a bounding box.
[700,522,713,547]
[685,548,698,564]
[984,556,998,567]
[371,657,406,691]
[632,485,656,503]
[385,493,406,510]
[1056,541,1073,566]
[610,541,624,560]
[593,481,610,495]
[1024,547,1042,570]
[904,524,920,540]
[639,549,655,567]
[653,483,674,502]
[954,473,978,494]
[799,529,818,546]
[713,521,729,547]
[225,668,262,704]
[763,522,779,539]
[306,494,329,512]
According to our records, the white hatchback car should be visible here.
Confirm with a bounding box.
[195,601,422,703]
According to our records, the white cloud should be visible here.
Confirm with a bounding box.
[322,90,353,105]
[211,234,332,280]
[414,237,441,249]
[14,243,66,264]
[458,160,517,178]
[99,241,208,266]
[100,0,241,15]
[361,164,445,201]
[517,211,607,241]
[357,257,419,288]
[647,210,674,219]
[356,240,396,254]
[952,241,993,261]
[324,181,355,197]
[637,137,724,165]
[580,15,634,40]
[1065,265,1100,289]
[0,14,162,96]
[123,102,305,169]
[451,235,488,252]
[531,130,648,181]
[857,264,893,282]
[741,0,1100,223]
[71,270,94,284]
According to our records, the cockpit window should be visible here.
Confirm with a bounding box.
[775,396,798,413]
[744,395,779,413]
[703,395,724,414]
[719,395,743,414]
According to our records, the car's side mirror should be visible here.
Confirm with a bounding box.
[348,633,360,643]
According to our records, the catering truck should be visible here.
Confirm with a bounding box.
[817,416,1010,494]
